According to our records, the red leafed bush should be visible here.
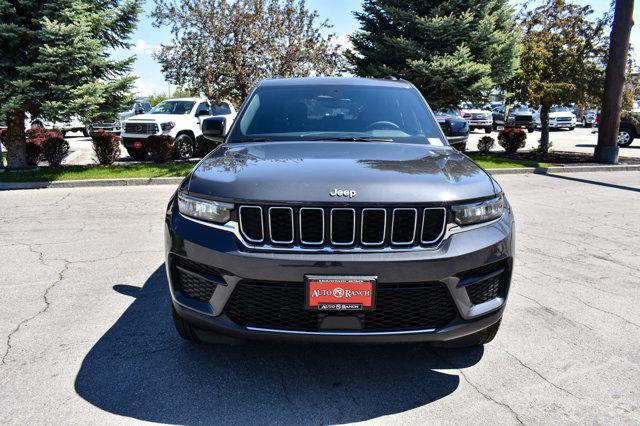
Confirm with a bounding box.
[91,129,121,165]
[42,133,69,167]
[497,128,527,153]
[195,135,220,158]
[26,128,63,166]
[146,134,175,163]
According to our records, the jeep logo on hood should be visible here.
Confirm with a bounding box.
[330,188,357,198]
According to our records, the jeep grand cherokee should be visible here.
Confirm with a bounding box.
[165,77,514,347]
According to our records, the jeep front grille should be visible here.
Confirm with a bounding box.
[237,205,447,249]
[124,122,158,134]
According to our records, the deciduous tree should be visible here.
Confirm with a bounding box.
[348,0,519,109]
[0,0,140,169]
[151,0,342,105]
[508,0,609,155]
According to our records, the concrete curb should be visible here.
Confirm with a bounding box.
[1,164,639,191]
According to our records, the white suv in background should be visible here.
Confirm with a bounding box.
[460,104,493,133]
[120,98,237,160]
[533,106,577,130]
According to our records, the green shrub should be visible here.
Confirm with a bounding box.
[42,133,69,167]
[477,136,495,154]
[146,134,175,163]
[497,128,527,153]
[91,129,121,165]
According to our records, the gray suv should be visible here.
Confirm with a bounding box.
[165,77,514,347]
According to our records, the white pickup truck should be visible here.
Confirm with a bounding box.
[120,97,237,160]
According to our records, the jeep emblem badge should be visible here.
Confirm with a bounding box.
[330,188,357,198]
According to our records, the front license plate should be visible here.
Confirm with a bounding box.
[306,276,376,311]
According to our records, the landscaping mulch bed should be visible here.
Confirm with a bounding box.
[475,150,640,166]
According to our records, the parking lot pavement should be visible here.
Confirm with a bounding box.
[0,171,639,424]
[469,126,640,158]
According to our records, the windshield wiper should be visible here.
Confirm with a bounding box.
[309,137,394,142]
[236,137,273,142]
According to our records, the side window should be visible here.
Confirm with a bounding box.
[210,102,232,115]
[142,102,151,112]
[196,102,210,116]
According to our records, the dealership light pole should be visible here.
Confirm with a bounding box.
[595,0,635,164]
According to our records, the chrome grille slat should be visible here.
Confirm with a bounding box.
[268,207,294,244]
[124,122,158,134]
[237,205,447,250]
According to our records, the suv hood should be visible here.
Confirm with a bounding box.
[549,112,575,118]
[188,141,497,203]
[126,113,180,123]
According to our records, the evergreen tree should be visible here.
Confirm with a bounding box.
[0,0,141,169]
[348,0,519,109]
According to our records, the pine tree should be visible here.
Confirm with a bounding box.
[348,0,519,109]
[0,0,141,169]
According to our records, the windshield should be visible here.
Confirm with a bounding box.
[511,105,530,113]
[434,108,460,116]
[150,100,195,115]
[550,106,571,113]
[227,85,446,145]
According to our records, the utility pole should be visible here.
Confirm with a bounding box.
[595,0,635,164]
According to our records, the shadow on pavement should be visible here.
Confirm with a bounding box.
[575,143,640,150]
[541,173,640,193]
[75,265,483,424]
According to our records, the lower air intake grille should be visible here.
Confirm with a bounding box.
[466,275,503,305]
[224,281,458,332]
[172,256,222,302]
[459,260,509,305]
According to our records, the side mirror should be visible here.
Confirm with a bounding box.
[444,118,469,136]
[196,109,210,117]
[202,116,226,143]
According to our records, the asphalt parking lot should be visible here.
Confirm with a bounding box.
[1,171,639,424]
[61,127,640,166]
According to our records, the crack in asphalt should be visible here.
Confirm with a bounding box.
[432,351,524,424]
[502,349,582,400]
[573,297,640,329]
[0,247,162,367]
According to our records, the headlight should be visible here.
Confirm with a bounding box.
[161,122,175,131]
[178,192,232,224]
[452,196,504,226]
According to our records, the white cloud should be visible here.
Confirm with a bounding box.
[132,39,160,56]
[132,74,170,97]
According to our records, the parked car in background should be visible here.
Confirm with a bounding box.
[492,104,534,133]
[572,107,598,128]
[120,98,237,160]
[618,113,640,147]
[30,115,88,136]
[533,106,576,130]
[460,104,492,133]
[434,108,469,151]
[90,99,152,134]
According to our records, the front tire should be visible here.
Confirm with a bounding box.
[484,127,492,134]
[172,306,200,343]
[568,126,575,131]
[527,125,535,133]
[31,121,44,129]
[174,134,195,160]
[618,128,635,147]
[127,148,148,161]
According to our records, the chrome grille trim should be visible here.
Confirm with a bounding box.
[238,206,264,243]
[299,207,324,245]
[391,208,418,245]
[421,207,447,244]
[330,208,356,246]
[268,207,294,244]
[360,208,386,246]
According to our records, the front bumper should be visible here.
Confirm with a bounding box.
[549,120,576,128]
[165,197,515,343]
[468,120,492,127]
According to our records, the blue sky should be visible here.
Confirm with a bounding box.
[121,0,637,97]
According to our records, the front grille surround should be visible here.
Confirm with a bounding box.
[238,205,449,250]
[124,122,158,134]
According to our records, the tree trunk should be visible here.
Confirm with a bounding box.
[5,110,27,170]
[539,104,550,154]
[595,0,634,164]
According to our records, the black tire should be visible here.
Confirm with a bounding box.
[618,127,635,147]
[31,121,44,129]
[82,128,89,137]
[127,147,148,161]
[484,127,492,134]
[437,320,502,348]
[454,142,467,152]
[61,131,67,138]
[174,134,195,160]
[527,125,535,133]
[568,126,575,131]
[172,306,200,343]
